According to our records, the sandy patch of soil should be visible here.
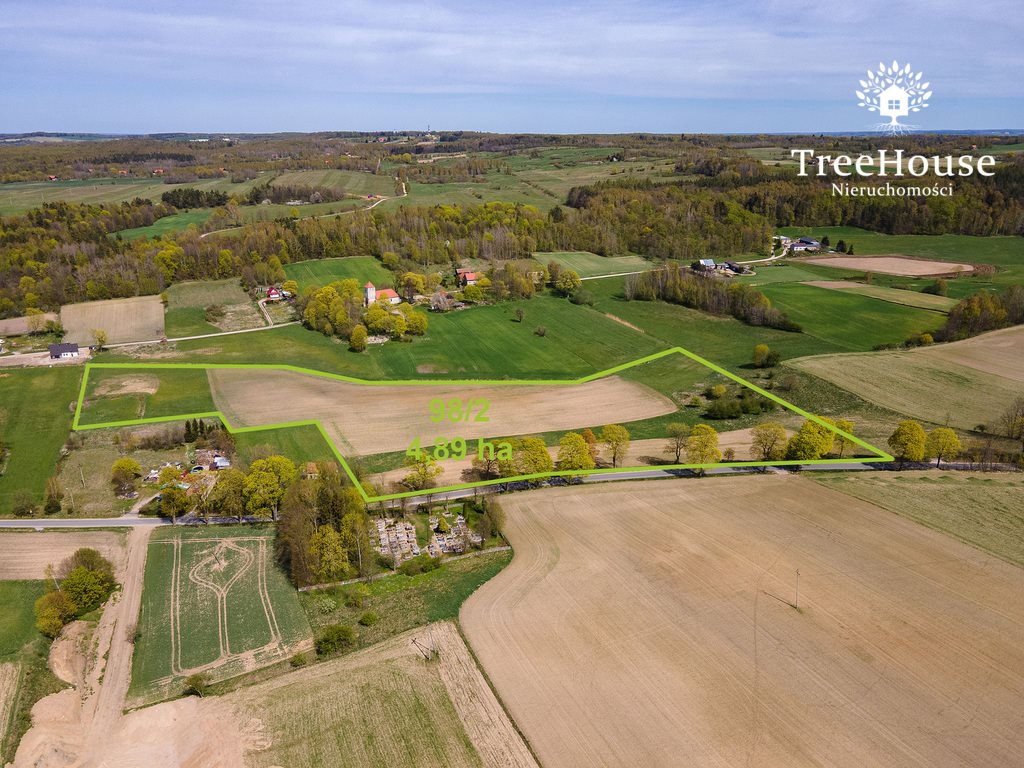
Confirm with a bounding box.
[91,375,160,398]
[802,255,973,276]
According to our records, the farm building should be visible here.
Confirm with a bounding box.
[364,282,401,306]
[48,342,80,359]
[265,287,282,301]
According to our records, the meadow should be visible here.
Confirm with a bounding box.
[109,295,667,380]
[283,256,394,291]
[77,366,216,425]
[0,175,266,216]
[128,525,312,706]
[0,367,82,515]
[0,580,59,764]
[800,280,959,311]
[756,282,945,350]
[115,210,212,240]
[270,169,396,197]
[534,250,650,277]
[812,471,1024,568]
[163,278,261,337]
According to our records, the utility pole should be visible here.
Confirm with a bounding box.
[794,569,801,609]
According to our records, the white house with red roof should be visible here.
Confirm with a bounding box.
[364,282,401,306]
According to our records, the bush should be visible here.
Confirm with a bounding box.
[59,548,114,580]
[313,595,337,615]
[534,325,547,337]
[183,673,209,697]
[342,583,370,609]
[358,611,379,627]
[315,623,355,655]
[12,489,36,517]
[569,289,595,306]
[398,553,442,576]
[706,398,742,419]
[290,652,309,668]
[60,566,116,613]
[34,591,77,638]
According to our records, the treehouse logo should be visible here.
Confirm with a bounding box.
[856,60,932,135]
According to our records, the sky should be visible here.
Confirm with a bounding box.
[1,0,1022,134]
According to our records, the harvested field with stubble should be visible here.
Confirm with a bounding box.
[0,662,16,747]
[0,530,126,579]
[461,477,1024,768]
[208,368,676,456]
[60,295,165,345]
[801,254,973,276]
[234,622,536,768]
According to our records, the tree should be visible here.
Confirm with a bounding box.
[58,547,115,580]
[580,428,600,461]
[60,566,115,613]
[666,423,691,462]
[44,477,64,515]
[926,427,961,468]
[498,437,553,479]
[752,343,781,368]
[316,624,355,655]
[364,303,390,334]
[686,424,721,473]
[110,457,142,493]
[404,310,428,335]
[888,420,927,467]
[554,270,582,296]
[308,525,352,584]
[403,453,443,490]
[400,272,426,301]
[826,418,856,458]
[600,424,631,468]
[183,673,210,697]
[209,467,246,521]
[34,591,77,638]
[751,422,787,461]
[92,328,108,350]
[556,432,595,474]
[785,420,835,460]
[281,279,299,295]
[243,456,297,519]
[349,323,368,352]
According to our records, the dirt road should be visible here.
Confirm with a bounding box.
[12,527,152,768]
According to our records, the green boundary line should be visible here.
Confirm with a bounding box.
[72,349,894,503]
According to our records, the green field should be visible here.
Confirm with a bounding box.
[0,368,82,515]
[384,173,555,210]
[114,210,213,240]
[535,251,651,278]
[804,282,959,311]
[109,295,667,380]
[814,471,1024,567]
[0,580,61,764]
[779,226,1024,297]
[77,367,216,425]
[0,581,44,659]
[129,525,312,706]
[163,279,257,337]
[757,283,945,350]
[302,550,511,643]
[233,424,338,469]
[271,169,396,197]
[0,175,266,216]
[284,257,394,291]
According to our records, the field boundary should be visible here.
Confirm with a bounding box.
[71,349,894,502]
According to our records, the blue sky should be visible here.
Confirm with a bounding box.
[1,0,1021,133]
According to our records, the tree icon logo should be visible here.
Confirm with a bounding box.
[856,61,932,135]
